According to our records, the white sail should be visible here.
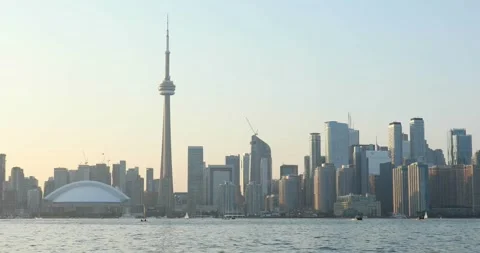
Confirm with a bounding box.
[424,212,428,219]
[184,212,189,219]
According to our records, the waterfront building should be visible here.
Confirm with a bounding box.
[407,162,429,217]
[377,162,393,215]
[245,182,263,216]
[217,181,236,215]
[313,163,336,214]
[44,181,130,217]
[279,175,300,212]
[188,146,204,216]
[334,194,381,217]
[204,165,233,206]
[392,165,409,215]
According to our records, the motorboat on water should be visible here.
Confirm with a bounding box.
[355,215,363,221]
[418,211,428,220]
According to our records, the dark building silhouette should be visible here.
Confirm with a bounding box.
[378,162,393,216]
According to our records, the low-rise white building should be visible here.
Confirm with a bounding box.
[334,194,381,217]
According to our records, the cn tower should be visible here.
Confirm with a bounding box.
[158,17,175,216]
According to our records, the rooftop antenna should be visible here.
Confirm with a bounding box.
[348,113,351,128]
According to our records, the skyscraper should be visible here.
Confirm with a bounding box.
[349,129,360,147]
[146,168,154,192]
[336,165,355,196]
[309,133,322,175]
[448,129,473,165]
[353,145,371,194]
[378,162,393,216]
[54,168,69,190]
[158,18,176,216]
[126,168,144,211]
[304,155,311,208]
[348,113,360,147]
[225,154,241,191]
[279,175,300,212]
[410,118,426,162]
[402,133,411,161]
[217,181,236,215]
[112,161,126,192]
[245,182,263,216]
[313,163,336,213]
[388,122,403,167]
[188,146,204,215]
[242,153,250,195]
[280,164,299,177]
[0,154,6,204]
[474,151,480,168]
[204,165,233,206]
[392,165,409,215]
[407,162,429,217]
[325,121,349,168]
[11,167,25,208]
[90,163,111,185]
[250,135,272,194]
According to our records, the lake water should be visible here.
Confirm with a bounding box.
[0,218,478,252]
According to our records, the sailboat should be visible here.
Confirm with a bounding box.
[184,212,189,219]
[424,211,428,219]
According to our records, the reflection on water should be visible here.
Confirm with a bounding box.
[0,218,479,252]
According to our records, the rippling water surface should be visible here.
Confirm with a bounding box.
[0,218,479,252]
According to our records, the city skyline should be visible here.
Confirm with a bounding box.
[1,1,480,192]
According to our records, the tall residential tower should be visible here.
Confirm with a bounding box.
[158,18,176,216]
[410,118,426,162]
[388,122,403,167]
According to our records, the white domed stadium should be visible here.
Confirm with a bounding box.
[43,181,130,217]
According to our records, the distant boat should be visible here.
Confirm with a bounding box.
[424,211,428,219]
[184,212,189,219]
[355,215,363,221]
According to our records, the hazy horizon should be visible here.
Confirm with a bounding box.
[1,1,479,191]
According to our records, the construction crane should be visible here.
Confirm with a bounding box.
[82,151,88,165]
[245,117,258,136]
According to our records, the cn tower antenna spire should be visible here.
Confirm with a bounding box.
[164,14,170,81]
[166,14,169,51]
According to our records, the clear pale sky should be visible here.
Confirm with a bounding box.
[1,1,479,192]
